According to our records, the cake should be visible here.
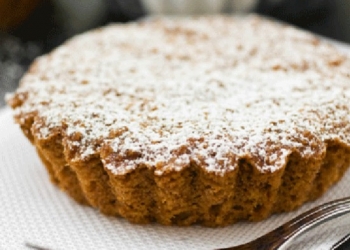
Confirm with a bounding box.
[6,15,350,227]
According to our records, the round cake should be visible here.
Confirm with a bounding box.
[7,15,350,226]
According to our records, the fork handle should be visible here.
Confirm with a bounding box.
[219,197,350,250]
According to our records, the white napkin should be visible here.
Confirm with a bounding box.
[1,106,350,250]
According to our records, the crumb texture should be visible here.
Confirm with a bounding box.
[7,15,350,226]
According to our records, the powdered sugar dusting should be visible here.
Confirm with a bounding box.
[8,15,350,175]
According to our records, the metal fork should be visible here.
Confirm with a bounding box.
[218,196,350,250]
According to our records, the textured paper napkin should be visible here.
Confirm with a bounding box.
[1,106,350,250]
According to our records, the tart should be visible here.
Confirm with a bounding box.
[7,15,350,226]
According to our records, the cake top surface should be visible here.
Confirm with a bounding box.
[7,15,350,175]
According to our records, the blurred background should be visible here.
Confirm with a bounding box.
[1,0,350,107]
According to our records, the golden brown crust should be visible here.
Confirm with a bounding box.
[28,116,350,226]
[34,128,89,205]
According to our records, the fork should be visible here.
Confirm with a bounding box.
[218,196,350,250]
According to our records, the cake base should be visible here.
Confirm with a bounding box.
[32,126,350,226]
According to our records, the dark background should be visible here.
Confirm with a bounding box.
[1,0,349,107]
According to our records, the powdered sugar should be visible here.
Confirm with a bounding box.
[8,15,350,175]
